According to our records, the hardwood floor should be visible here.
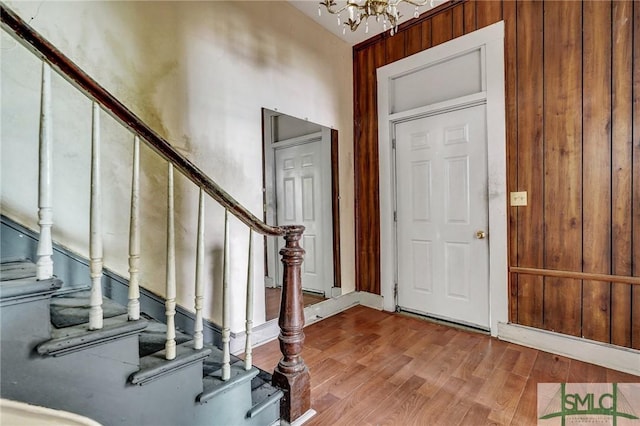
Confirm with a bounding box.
[252,305,639,425]
[265,287,326,321]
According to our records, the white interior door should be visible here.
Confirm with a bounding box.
[275,140,327,295]
[395,104,489,328]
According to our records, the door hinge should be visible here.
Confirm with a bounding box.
[392,138,396,149]
[393,210,397,222]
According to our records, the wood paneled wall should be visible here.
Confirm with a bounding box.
[353,0,639,349]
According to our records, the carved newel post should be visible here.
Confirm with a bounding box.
[273,225,311,423]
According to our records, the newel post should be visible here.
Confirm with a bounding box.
[273,225,311,423]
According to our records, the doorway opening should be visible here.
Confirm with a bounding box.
[394,103,490,329]
[377,22,507,336]
[262,109,341,320]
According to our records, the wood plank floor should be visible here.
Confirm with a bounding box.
[252,305,639,425]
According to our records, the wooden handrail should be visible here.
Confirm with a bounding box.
[0,3,283,237]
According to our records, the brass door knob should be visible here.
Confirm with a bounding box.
[476,230,486,239]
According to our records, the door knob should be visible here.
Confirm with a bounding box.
[476,230,486,239]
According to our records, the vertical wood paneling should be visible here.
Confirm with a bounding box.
[354,42,383,294]
[421,18,432,50]
[503,0,517,323]
[352,0,639,349]
[581,1,612,343]
[385,31,406,64]
[516,0,544,329]
[406,24,423,56]
[542,1,583,337]
[452,4,464,38]
[463,0,477,34]
[476,0,502,29]
[632,1,640,350]
[431,9,453,46]
[353,46,368,293]
[611,0,633,348]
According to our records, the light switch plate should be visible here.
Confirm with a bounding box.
[510,191,527,206]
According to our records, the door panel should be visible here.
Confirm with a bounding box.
[396,104,489,328]
[275,140,326,294]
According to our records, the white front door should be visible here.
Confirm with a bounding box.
[395,104,489,328]
[275,140,328,295]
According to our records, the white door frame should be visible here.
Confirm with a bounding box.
[377,22,507,336]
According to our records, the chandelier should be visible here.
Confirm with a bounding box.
[319,0,434,35]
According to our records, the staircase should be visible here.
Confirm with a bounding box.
[1,3,311,425]
[1,258,283,426]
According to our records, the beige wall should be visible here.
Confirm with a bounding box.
[0,1,354,331]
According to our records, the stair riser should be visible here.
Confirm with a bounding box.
[0,296,54,361]
[2,335,140,424]
[196,380,255,426]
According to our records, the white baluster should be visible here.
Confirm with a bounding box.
[165,163,177,360]
[194,188,205,350]
[36,62,53,281]
[244,228,254,371]
[128,136,141,320]
[89,102,103,330]
[221,209,231,380]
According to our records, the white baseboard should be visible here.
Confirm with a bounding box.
[281,409,316,426]
[498,322,640,376]
[304,291,383,325]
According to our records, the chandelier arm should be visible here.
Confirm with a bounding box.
[320,0,430,33]
[319,0,351,15]
[387,13,398,27]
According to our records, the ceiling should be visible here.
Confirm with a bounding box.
[289,0,444,46]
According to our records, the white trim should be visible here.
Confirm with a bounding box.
[388,92,487,122]
[377,22,507,336]
[282,408,317,426]
[498,323,640,376]
[272,131,322,150]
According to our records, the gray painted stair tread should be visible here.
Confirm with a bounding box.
[37,314,148,356]
[0,259,36,281]
[50,290,128,328]
[0,276,62,301]
[138,313,192,357]
[201,344,228,376]
[198,361,259,404]
[130,341,212,386]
